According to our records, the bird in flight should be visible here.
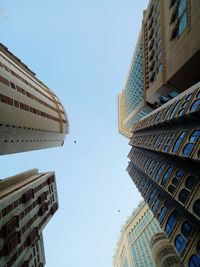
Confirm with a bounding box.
[74,140,77,144]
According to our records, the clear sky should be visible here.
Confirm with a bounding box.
[0,1,148,266]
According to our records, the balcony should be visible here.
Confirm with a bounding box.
[38,192,47,205]
[22,189,34,203]
[1,216,19,237]
[27,227,38,246]
[3,232,21,255]
[38,202,48,216]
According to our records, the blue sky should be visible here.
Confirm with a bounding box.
[0,1,148,266]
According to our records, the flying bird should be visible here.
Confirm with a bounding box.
[118,210,120,213]
[74,140,77,144]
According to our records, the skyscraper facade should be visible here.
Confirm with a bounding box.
[113,202,162,267]
[118,32,153,138]
[127,82,200,266]
[0,43,69,155]
[143,0,200,105]
[118,0,200,138]
[0,169,58,267]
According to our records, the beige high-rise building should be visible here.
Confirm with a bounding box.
[143,0,200,105]
[127,82,200,266]
[113,202,162,267]
[118,0,200,138]
[0,169,59,267]
[0,43,69,155]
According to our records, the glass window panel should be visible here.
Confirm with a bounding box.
[189,255,200,267]
[193,199,200,217]
[175,234,186,255]
[181,222,193,238]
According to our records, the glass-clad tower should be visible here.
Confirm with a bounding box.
[118,31,153,138]
[113,202,162,267]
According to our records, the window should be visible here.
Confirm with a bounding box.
[172,131,187,153]
[178,0,187,35]
[193,199,200,218]
[161,166,173,186]
[190,99,200,112]
[144,184,153,198]
[178,94,192,116]
[189,255,200,267]
[182,221,193,238]
[152,195,160,213]
[182,130,200,156]
[178,189,189,204]
[168,185,175,194]
[165,210,179,236]
[155,163,166,181]
[164,132,176,152]
[185,176,197,190]
[170,100,181,118]
[157,201,170,223]
[175,234,186,255]
[147,189,157,204]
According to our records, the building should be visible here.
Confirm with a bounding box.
[113,202,162,267]
[151,232,183,267]
[0,43,69,155]
[143,0,200,106]
[118,0,200,138]
[118,31,153,138]
[0,169,58,267]
[127,82,200,266]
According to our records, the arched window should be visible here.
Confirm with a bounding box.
[161,166,173,186]
[165,210,179,236]
[168,185,175,194]
[190,99,200,112]
[170,100,181,118]
[178,189,189,204]
[176,169,185,178]
[189,254,200,267]
[155,163,166,181]
[175,234,186,255]
[147,188,157,204]
[144,184,153,198]
[193,199,200,218]
[152,196,160,213]
[172,131,187,153]
[158,207,167,223]
[183,143,194,156]
[172,178,179,186]
[185,176,197,190]
[182,130,200,156]
[164,132,176,152]
[178,94,192,117]
[181,222,193,238]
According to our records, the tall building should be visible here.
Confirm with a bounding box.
[118,0,200,138]
[113,202,162,267]
[0,169,58,267]
[127,82,200,266]
[0,43,69,155]
[143,0,200,105]
[118,32,153,138]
